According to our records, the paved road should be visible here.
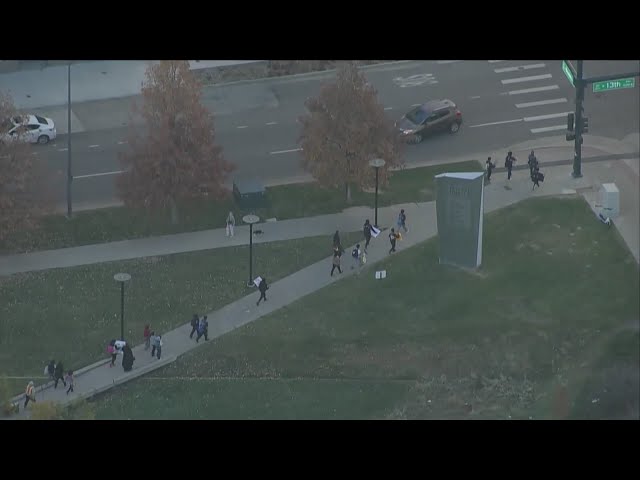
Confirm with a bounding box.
[20,60,640,208]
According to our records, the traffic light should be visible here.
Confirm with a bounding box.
[581,117,589,134]
[566,112,576,141]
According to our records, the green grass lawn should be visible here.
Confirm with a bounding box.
[0,232,361,397]
[90,196,639,420]
[0,161,481,254]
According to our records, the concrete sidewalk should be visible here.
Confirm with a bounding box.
[9,158,634,419]
[2,158,637,278]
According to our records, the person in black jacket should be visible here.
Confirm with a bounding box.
[505,151,516,180]
[531,166,543,190]
[257,277,269,306]
[332,230,341,249]
[46,360,55,381]
[528,150,538,176]
[54,361,66,388]
[122,344,135,372]
[363,219,372,252]
[189,313,199,339]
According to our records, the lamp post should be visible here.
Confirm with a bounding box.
[242,214,260,287]
[369,158,386,228]
[113,273,131,341]
[66,62,73,218]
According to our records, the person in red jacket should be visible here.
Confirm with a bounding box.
[143,324,152,350]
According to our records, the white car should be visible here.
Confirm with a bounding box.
[1,114,57,145]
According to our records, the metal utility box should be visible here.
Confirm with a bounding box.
[233,177,266,209]
[599,183,619,218]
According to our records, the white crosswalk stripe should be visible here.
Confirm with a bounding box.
[501,74,553,85]
[515,98,567,108]
[494,63,546,74]
[505,85,560,95]
[490,61,574,138]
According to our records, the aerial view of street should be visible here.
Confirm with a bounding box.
[0,59,638,420]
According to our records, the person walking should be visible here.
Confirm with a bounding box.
[189,314,199,339]
[486,157,495,183]
[155,335,163,359]
[107,340,117,368]
[24,381,36,409]
[122,344,135,371]
[389,228,399,254]
[363,219,372,252]
[256,278,269,306]
[46,360,55,381]
[143,324,152,351]
[397,209,408,233]
[150,332,159,358]
[330,251,342,276]
[528,150,538,176]
[54,361,66,389]
[505,151,516,181]
[351,244,362,271]
[196,316,209,342]
[531,166,544,190]
[65,370,74,395]
[226,211,236,237]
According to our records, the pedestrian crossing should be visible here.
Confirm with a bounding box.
[487,60,570,135]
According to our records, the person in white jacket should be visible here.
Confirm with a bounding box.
[226,211,236,237]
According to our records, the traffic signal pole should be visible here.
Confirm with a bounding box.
[572,60,585,178]
[564,61,639,178]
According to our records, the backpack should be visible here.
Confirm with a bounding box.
[352,248,359,259]
[107,345,115,354]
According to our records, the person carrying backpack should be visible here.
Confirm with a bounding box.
[196,316,209,342]
[351,244,362,272]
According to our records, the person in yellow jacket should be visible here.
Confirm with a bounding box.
[24,381,36,409]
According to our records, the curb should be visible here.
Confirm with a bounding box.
[75,354,177,404]
[200,61,414,89]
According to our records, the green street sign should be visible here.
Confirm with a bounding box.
[562,61,575,86]
[592,77,636,93]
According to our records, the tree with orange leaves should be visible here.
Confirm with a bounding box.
[117,61,233,224]
[298,61,403,202]
[0,92,51,241]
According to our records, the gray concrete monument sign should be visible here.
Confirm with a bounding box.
[435,172,484,269]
